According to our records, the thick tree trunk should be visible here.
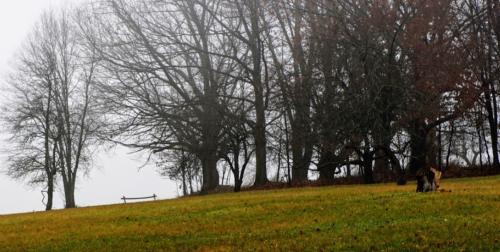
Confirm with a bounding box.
[409,122,428,175]
[230,151,242,193]
[291,162,309,181]
[64,186,75,208]
[254,89,268,186]
[243,0,267,187]
[374,150,390,174]
[66,193,76,209]
[200,147,219,194]
[426,127,439,169]
[234,173,243,193]
[63,175,76,208]
[45,175,54,211]
[291,138,308,181]
[61,152,77,209]
[318,150,335,180]
[362,152,375,184]
[290,114,314,181]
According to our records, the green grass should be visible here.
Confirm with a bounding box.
[2,176,500,251]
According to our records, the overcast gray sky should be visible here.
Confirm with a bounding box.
[0,0,178,215]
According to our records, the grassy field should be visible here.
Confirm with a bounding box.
[1,176,500,251]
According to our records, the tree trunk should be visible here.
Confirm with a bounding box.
[66,190,76,209]
[200,152,219,193]
[181,160,188,196]
[288,0,315,182]
[63,162,77,208]
[318,150,335,180]
[486,0,500,172]
[44,79,53,211]
[362,151,375,184]
[45,175,54,211]
[254,89,268,186]
[63,171,77,208]
[63,183,76,208]
[484,89,500,171]
[346,163,351,177]
[382,147,406,185]
[230,151,242,193]
[291,161,309,181]
[373,150,390,174]
[234,171,243,193]
[290,137,309,181]
[409,122,428,175]
[290,114,314,181]
[426,127,439,169]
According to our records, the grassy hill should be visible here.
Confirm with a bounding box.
[1,176,500,251]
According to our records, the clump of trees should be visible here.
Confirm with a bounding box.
[1,6,104,209]
[3,0,500,203]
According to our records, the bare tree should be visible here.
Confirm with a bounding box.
[157,150,201,196]
[266,0,318,182]
[219,111,256,192]
[2,10,66,210]
[195,0,272,186]
[81,0,256,192]
[2,6,101,209]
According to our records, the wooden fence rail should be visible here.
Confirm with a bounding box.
[121,194,157,203]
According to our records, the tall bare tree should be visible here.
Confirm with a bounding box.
[2,6,101,209]
[267,0,318,181]
[81,0,255,192]
[195,0,272,186]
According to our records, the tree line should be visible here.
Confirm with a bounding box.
[2,0,500,209]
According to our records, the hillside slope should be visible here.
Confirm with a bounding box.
[1,176,500,251]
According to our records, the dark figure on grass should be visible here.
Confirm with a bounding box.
[416,168,436,192]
